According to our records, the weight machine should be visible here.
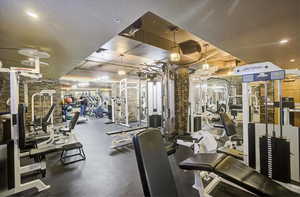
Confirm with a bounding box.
[188,76,231,133]
[31,89,56,129]
[107,62,175,150]
[111,79,140,127]
[234,62,300,183]
[0,49,50,196]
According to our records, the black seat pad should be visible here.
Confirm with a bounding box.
[216,156,300,197]
[179,153,226,171]
[63,142,83,150]
[179,153,300,197]
[133,129,179,197]
[217,147,243,160]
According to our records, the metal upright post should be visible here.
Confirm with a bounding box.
[264,81,269,136]
[146,75,149,127]
[278,80,283,137]
[10,71,21,188]
[242,82,250,165]
[138,77,142,127]
[125,79,129,126]
[161,72,165,131]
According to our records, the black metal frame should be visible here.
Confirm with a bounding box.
[60,144,86,165]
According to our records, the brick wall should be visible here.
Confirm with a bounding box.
[0,72,62,127]
[26,80,62,124]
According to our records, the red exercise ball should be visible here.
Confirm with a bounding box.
[65,97,73,104]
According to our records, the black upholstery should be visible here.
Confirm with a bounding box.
[179,153,300,197]
[60,112,80,134]
[19,104,46,149]
[132,129,179,197]
[34,104,56,126]
[42,104,56,123]
[217,147,243,160]
[179,153,226,171]
[18,104,33,149]
[60,142,86,165]
[69,112,80,130]
[220,112,236,136]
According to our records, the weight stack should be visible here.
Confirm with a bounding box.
[193,117,202,132]
[259,136,291,183]
[149,115,162,128]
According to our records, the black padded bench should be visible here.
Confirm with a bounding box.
[60,142,86,165]
[179,153,300,197]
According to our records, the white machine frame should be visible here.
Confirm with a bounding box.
[31,89,56,125]
[0,70,50,197]
[234,62,300,182]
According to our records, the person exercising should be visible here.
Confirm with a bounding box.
[79,96,88,117]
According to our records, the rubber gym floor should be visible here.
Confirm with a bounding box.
[15,118,198,197]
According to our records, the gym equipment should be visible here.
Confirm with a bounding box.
[234,62,299,182]
[188,77,232,133]
[20,110,83,157]
[177,111,243,194]
[133,129,300,197]
[28,103,56,134]
[111,79,139,127]
[60,142,86,165]
[0,71,50,197]
[179,153,300,197]
[132,129,178,197]
[31,89,56,129]
[107,63,175,151]
[0,52,85,196]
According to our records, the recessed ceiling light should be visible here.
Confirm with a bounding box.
[26,10,39,19]
[118,70,126,76]
[96,76,109,81]
[279,39,289,44]
[290,59,295,62]
[78,82,89,87]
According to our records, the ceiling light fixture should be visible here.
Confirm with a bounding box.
[290,59,295,62]
[169,27,181,62]
[279,39,289,44]
[78,82,89,87]
[26,10,39,19]
[96,76,109,81]
[118,70,126,76]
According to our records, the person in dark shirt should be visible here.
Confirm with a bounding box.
[79,96,88,116]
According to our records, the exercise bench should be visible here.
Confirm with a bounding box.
[133,128,300,197]
[60,142,86,165]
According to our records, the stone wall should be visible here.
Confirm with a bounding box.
[174,67,189,135]
[0,73,10,113]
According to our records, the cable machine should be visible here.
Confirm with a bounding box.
[234,62,299,183]
[0,49,50,196]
